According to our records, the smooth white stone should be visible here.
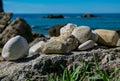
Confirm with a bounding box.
[29,41,45,55]
[78,40,95,51]
[2,35,29,60]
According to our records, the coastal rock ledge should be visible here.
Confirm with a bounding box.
[0,46,120,81]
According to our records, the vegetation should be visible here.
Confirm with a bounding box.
[48,54,120,81]
[25,54,120,81]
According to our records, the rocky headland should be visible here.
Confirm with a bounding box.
[0,12,120,81]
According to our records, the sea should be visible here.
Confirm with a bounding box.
[12,13,120,35]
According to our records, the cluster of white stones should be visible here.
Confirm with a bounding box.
[1,23,120,60]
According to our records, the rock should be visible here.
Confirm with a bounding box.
[29,37,47,47]
[2,35,29,60]
[0,13,13,33]
[44,14,64,18]
[81,14,96,18]
[0,47,120,81]
[90,30,98,42]
[29,41,45,55]
[32,32,45,38]
[95,29,119,46]
[0,0,4,12]
[49,35,79,52]
[60,23,77,37]
[41,41,67,54]
[72,26,92,43]
[0,17,33,47]
[48,24,66,37]
[78,40,95,50]
[116,38,120,46]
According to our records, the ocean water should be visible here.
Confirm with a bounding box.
[12,13,120,35]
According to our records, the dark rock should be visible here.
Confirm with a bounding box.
[0,13,13,33]
[81,13,96,18]
[0,0,4,12]
[44,14,64,18]
[0,17,33,47]
[48,24,66,37]
[32,32,45,38]
[0,47,120,81]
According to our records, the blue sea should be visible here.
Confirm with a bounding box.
[12,13,120,35]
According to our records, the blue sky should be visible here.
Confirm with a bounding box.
[3,0,120,13]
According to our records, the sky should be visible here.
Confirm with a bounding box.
[3,0,120,13]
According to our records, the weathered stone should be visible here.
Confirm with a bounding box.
[29,41,45,55]
[60,23,77,37]
[41,41,67,54]
[0,13,13,33]
[90,30,98,42]
[95,29,119,46]
[48,24,66,37]
[0,17,33,47]
[72,26,92,43]
[78,40,95,50]
[48,35,79,52]
[2,35,29,60]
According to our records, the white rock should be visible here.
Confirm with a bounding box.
[78,40,95,51]
[29,41,45,55]
[90,31,98,42]
[2,35,29,60]
[60,23,77,37]
[72,26,92,43]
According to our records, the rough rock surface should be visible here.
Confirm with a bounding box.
[0,47,120,81]
[48,35,79,52]
[2,35,29,60]
[0,17,33,47]
[95,29,119,46]
[72,26,92,43]
[48,24,66,37]
[41,41,67,54]
[0,13,12,33]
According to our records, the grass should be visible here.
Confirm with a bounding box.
[25,54,120,81]
[47,54,120,81]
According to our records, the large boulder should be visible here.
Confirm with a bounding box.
[48,24,66,37]
[95,29,119,46]
[72,26,92,43]
[0,13,13,33]
[0,17,33,47]
[60,23,77,37]
[2,35,29,60]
